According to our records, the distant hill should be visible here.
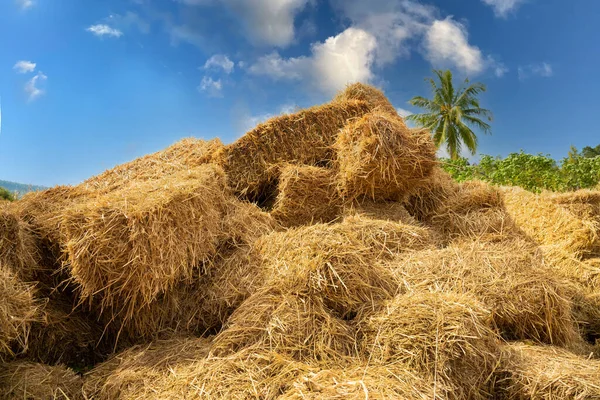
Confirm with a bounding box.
[0,180,47,197]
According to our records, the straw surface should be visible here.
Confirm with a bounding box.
[335,112,437,201]
[0,361,83,400]
[332,83,399,115]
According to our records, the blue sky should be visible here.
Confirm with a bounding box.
[1,0,599,186]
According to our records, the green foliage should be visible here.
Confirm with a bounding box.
[582,144,600,158]
[440,148,600,193]
[407,69,492,160]
[0,186,15,201]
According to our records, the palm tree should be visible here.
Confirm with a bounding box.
[406,69,493,160]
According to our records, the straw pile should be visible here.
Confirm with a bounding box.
[335,112,437,201]
[496,343,600,399]
[0,267,39,359]
[0,361,83,400]
[359,291,499,399]
[389,239,579,347]
[213,100,373,201]
[3,83,600,399]
[271,165,342,227]
[60,165,229,320]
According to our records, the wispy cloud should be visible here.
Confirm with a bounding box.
[17,0,34,10]
[13,60,37,74]
[198,76,223,97]
[86,24,123,38]
[518,62,553,80]
[396,108,413,118]
[204,54,235,74]
[481,0,526,17]
[25,72,47,101]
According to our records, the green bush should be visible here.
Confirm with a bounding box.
[440,149,600,193]
[0,187,15,201]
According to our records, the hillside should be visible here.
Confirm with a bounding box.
[0,179,47,195]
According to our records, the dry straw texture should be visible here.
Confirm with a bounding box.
[332,82,399,115]
[213,100,372,201]
[0,266,39,358]
[26,297,106,367]
[503,186,598,259]
[82,138,223,194]
[0,205,40,281]
[497,343,600,399]
[344,199,417,224]
[271,164,342,227]
[404,167,459,221]
[335,112,437,201]
[359,291,499,400]
[389,239,579,347]
[0,362,83,400]
[61,165,229,321]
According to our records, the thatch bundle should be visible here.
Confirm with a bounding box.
[332,82,398,115]
[359,291,499,399]
[26,298,106,367]
[0,361,83,400]
[271,164,342,227]
[404,167,459,221]
[82,138,224,194]
[0,267,39,358]
[60,165,229,320]
[335,112,437,201]
[496,343,600,399]
[344,199,417,224]
[389,239,579,347]
[546,189,600,223]
[502,186,598,259]
[0,206,40,281]
[280,364,438,399]
[213,100,372,201]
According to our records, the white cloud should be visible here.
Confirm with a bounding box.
[86,24,123,38]
[481,0,525,17]
[396,108,413,118]
[493,62,509,77]
[17,0,34,9]
[518,62,553,80]
[107,12,150,34]
[24,72,47,101]
[204,54,234,74]
[248,27,377,95]
[13,60,36,74]
[178,0,310,47]
[198,76,223,97]
[424,18,485,75]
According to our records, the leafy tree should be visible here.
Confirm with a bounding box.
[560,147,600,190]
[407,69,493,160]
[0,187,15,201]
[581,144,600,158]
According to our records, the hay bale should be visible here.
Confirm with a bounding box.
[280,364,438,399]
[0,361,83,400]
[83,336,213,399]
[546,189,600,222]
[343,199,417,224]
[213,100,373,201]
[0,267,39,358]
[60,165,230,321]
[211,288,358,361]
[26,297,107,368]
[503,186,598,259]
[341,215,434,259]
[254,223,398,318]
[83,138,223,194]
[404,167,459,221]
[271,164,343,227]
[497,343,600,399]
[359,291,499,399]
[332,82,398,115]
[334,111,437,201]
[431,180,517,243]
[85,339,311,400]
[389,239,580,347]
[0,206,40,281]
